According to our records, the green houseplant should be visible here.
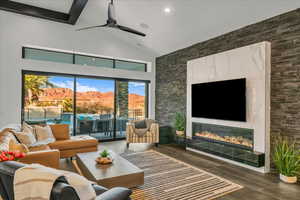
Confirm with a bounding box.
[96,149,113,165]
[173,112,186,136]
[100,149,110,158]
[273,137,300,183]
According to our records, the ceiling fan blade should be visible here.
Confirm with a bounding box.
[117,25,146,37]
[76,24,108,31]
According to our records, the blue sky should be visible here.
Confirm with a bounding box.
[49,76,145,96]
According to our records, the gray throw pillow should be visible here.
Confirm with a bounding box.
[134,120,147,129]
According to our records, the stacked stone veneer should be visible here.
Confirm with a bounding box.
[116,81,129,118]
[156,8,300,147]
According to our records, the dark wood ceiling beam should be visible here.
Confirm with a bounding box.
[68,0,89,25]
[0,0,88,25]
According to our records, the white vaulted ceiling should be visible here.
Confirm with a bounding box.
[9,0,300,56]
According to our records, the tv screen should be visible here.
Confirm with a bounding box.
[192,78,246,122]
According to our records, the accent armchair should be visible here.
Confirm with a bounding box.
[126,119,159,147]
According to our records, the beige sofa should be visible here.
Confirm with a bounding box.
[0,124,98,168]
[47,124,98,158]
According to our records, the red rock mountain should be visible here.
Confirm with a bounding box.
[38,88,144,109]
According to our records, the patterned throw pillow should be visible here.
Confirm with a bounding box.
[0,128,19,143]
[13,130,37,146]
[9,122,37,146]
[134,120,147,129]
[0,128,19,151]
[13,131,36,146]
[9,139,29,153]
[23,122,35,134]
[34,125,56,142]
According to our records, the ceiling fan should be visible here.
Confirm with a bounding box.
[77,0,146,37]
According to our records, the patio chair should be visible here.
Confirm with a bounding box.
[116,118,128,138]
[96,119,112,138]
[78,120,94,135]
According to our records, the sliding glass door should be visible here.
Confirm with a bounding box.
[23,74,74,133]
[22,71,149,141]
[128,81,147,120]
[115,81,148,138]
[75,78,115,140]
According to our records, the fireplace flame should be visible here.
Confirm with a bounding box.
[195,131,253,148]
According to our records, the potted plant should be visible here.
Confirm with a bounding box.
[273,137,300,183]
[173,112,185,136]
[96,149,113,165]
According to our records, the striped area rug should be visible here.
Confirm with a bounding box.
[122,150,242,200]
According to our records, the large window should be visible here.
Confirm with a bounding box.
[22,71,149,141]
[75,78,115,140]
[23,48,73,64]
[23,47,147,72]
[115,60,146,72]
[74,55,114,69]
[115,80,148,138]
[23,74,75,132]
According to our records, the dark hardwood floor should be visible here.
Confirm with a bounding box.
[61,141,300,200]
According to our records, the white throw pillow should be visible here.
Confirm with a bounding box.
[34,125,56,142]
[23,122,35,134]
[13,131,37,146]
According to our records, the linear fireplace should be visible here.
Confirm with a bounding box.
[193,123,253,150]
[187,123,265,167]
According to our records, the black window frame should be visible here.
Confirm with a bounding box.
[21,70,150,142]
[74,54,115,69]
[22,47,148,72]
[115,59,147,72]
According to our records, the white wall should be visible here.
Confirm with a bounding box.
[187,42,271,173]
[0,15,4,123]
[0,11,156,127]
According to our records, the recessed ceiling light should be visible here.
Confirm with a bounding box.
[164,7,171,14]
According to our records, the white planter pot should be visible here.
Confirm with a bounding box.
[176,130,185,136]
[280,174,297,183]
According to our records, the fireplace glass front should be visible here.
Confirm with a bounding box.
[188,123,264,167]
[192,123,253,151]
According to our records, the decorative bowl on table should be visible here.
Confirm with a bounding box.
[96,149,113,165]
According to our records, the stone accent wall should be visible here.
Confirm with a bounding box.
[116,81,129,118]
[156,8,300,146]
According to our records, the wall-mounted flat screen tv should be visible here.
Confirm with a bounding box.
[192,78,246,122]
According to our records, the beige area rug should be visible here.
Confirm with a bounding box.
[122,150,243,200]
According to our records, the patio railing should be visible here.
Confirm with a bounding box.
[24,107,145,140]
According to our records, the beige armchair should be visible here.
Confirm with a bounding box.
[126,119,159,147]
